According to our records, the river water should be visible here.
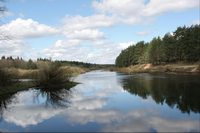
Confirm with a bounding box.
[0,70,199,132]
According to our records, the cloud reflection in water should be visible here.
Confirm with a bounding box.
[1,71,199,132]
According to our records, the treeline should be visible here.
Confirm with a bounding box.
[0,56,114,69]
[115,24,200,67]
[59,60,114,68]
[0,56,39,69]
[122,75,200,114]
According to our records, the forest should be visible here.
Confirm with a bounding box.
[0,56,114,70]
[115,24,200,67]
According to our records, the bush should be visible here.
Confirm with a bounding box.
[0,69,12,86]
[36,62,71,87]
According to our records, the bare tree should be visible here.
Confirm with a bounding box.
[0,0,13,52]
[0,0,7,12]
[0,0,12,40]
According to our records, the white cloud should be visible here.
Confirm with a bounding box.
[66,29,105,40]
[119,41,134,49]
[92,0,145,17]
[142,0,199,17]
[136,29,152,36]
[92,41,113,49]
[92,0,199,17]
[93,41,105,46]
[61,14,117,30]
[36,42,88,62]
[0,39,33,57]
[19,13,25,18]
[0,18,61,39]
[33,40,135,64]
[92,0,199,25]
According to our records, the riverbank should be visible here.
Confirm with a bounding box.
[108,61,200,75]
[0,66,89,95]
[2,66,89,79]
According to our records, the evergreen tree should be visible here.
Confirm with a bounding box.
[162,33,176,62]
[135,41,145,64]
[27,59,37,69]
[1,55,5,60]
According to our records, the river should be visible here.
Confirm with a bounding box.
[0,70,199,132]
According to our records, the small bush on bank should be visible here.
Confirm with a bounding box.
[36,61,72,87]
[0,69,12,86]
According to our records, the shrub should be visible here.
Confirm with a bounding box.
[36,62,71,87]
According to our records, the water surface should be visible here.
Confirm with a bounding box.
[0,70,199,132]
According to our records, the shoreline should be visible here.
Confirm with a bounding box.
[108,62,200,75]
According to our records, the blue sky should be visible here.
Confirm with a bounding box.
[0,0,199,64]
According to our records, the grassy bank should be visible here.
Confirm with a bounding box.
[1,66,89,79]
[0,66,89,96]
[108,61,200,75]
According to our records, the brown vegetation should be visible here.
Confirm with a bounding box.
[108,62,200,75]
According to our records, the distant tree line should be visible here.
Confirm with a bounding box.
[58,60,114,68]
[115,24,200,67]
[0,56,33,69]
[0,56,114,69]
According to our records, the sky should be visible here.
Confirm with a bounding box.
[0,0,199,64]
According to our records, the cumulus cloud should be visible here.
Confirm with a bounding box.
[1,0,198,62]
[66,29,105,40]
[92,0,199,17]
[0,18,61,39]
[136,29,152,36]
[142,0,199,17]
[35,39,87,61]
[92,0,145,17]
[118,42,134,49]
[92,0,199,25]
[0,39,33,57]
[32,39,133,64]
[53,39,84,48]
[61,14,117,30]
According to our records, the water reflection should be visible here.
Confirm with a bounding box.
[0,71,199,132]
[33,86,72,108]
[0,83,21,122]
[0,82,74,127]
[100,109,199,132]
[122,73,200,114]
[0,91,17,122]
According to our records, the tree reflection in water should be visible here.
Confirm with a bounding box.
[0,90,17,122]
[0,83,74,123]
[33,86,72,108]
[122,74,200,114]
